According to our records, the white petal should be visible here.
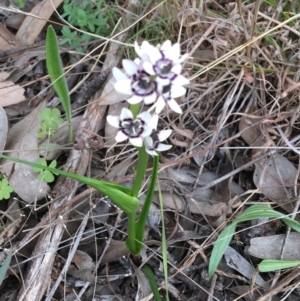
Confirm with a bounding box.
[127,94,143,104]
[178,53,189,63]
[155,97,166,114]
[122,59,138,76]
[138,111,152,124]
[141,125,152,138]
[143,61,155,75]
[130,137,143,147]
[156,77,171,86]
[171,64,182,75]
[165,43,180,61]
[143,136,153,147]
[158,129,172,141]
[148,114,159,129]
[107,115,120,128]
[168,98,183,114]
[160,40,171,52]
[134,41,143,57]
[148,47,162,64]
[115,131,128,142]
[141,40,152,50]
[156,143,172,152]
[170,85,186,98]
[120,108,133,120]
[173,74,189,86]
[114,79,132,95]
[134,58,141,65]
[144,92,157,105]
[112,67,127,81]
[145,148,158,156]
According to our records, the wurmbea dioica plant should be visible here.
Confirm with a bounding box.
[1,40,189,256]
[105,40,189,254]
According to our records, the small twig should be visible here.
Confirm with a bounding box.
[45,213,89,301]
[207,273,217,301]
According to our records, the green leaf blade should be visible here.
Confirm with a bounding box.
[259,260,300,272]
[46,25,72,142]
[1,155,138,214]
[208,222,237,279]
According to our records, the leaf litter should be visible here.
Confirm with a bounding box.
[2,0,300,300]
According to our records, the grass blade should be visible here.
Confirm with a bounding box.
[0,250,12,286]
[142,265,162,301]
[259,260,300,272]
[235,205,300,232]
[46,25,72,142]
[208,222,237,279]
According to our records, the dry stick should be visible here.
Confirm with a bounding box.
[45,214,89,301]
[16,88,107,300]
[207,273,218,301]
[77,211,124,299]
[257,268,300,301]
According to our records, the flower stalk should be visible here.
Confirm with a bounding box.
[106,39,189,255]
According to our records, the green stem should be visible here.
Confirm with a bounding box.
[130,103,140,119]
[126,211,138,255]
[135,155,159,253]
[142,265,162,301]
[130,147,149,198]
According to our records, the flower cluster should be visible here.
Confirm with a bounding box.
[107,40,189,155]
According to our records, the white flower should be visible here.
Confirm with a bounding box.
[155,90,183,114]
[136,40,189,87]
[107,108,153,147]
[112,59,158,105]
[144,129,172,156]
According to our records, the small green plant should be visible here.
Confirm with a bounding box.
[38,108,64,138]
[60,0,110,53]
[33,158,58,183]
[12,0,25,9]
[208,205,300,279]
[0,178,14,201]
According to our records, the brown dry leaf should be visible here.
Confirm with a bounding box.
[0,198,21,246]
[249,233,300,260]
[67,250,95,283]
[229,286,264,301]
[239,115,266,148]
[0,81,26,107]
[253,154,297,214]
[100,240,129,265]
[16,0,64,45]
[0,23,21,51]
[224,246,267,287]
[154,190,229,217]
[0,101,49,203]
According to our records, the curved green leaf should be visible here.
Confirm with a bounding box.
[208,222,237,279]
[259,259,300,272]
[235,205,300,232]
[46,25,72,142]
[208,204,300,279]
[1,155,138,214]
